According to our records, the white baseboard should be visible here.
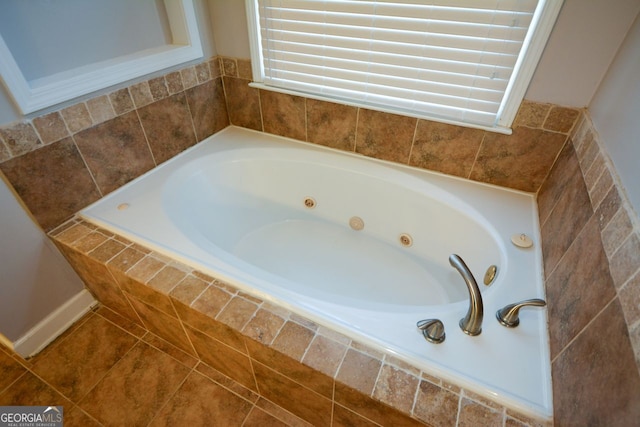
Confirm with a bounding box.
[12,290,97,358]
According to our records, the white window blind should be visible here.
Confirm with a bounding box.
[247,0,562,131]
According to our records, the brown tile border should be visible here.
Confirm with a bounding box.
[0,56,229,231]
[219,65,578,194]
[1,54,580,233]
[537,110,640,424]
[569,113,640,368]
[50,217,550,427]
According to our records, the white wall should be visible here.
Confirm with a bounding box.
[209,0,251,59]
[0,175,92,354]
[589,13,640,217]
[525,0,640,107]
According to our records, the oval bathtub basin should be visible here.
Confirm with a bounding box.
[81,126,551,420]
[163,146,503,311]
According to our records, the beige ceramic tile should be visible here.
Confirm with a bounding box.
[107,246,146,273]
[252,361,333,426]
[32,112,69,144]
[128,255,166,283]
[31,314,138,401]
[543,106,580,134]
[306,98,357,151]
[127,296,194,355]
[196,62,211,83]
[222,57,238,77]
[0,137,102,230]
[413,379,459,427]
[0,372,71,407]
[609,233,640,288]
[149,371,253,426]
[181,66,199,89]
[88,239,127,263]
[216,296,259,330]
[336,349,382,395]
[245,337,334,398]
[242,308,286,345]
[456,397,504,427]
[170,275,208,306]
[410,120,484,178]
[0,350,27,394]
[223,76,263,130]
[355,108,416,164]
[271,321,315,361]
[147,265,187,294]
[552,300,640,426]
[73,232,109,253]
[372,364,419,413]
[165,71,184,95]
[186,326,257,391]
[0,122,42,157]
[86,95,116,124]
[237,59,252,80]
[130,81,154,108]
[79,342,190,426]
[109,88,135,115]
[302,335,348,377]
[209,57,222,79]
[149,76,169,101]
[60,103,93,133]
[513,100,550,128]
[260,90,306,141]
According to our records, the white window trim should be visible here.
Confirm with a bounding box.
[0,0,203,115]
[245,0,564,134]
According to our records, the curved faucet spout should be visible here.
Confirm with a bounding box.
[449,254,483,336]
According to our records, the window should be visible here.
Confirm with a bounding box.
[0,0,202,114]
[246,0,563,133]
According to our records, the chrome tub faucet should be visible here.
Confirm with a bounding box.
[449,254,483,336]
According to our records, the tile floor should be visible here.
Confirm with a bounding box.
[0,305,314,426]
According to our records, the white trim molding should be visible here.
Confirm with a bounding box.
[12,290,97,358]
[0,0,203,114]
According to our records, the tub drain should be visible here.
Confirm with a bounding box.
[399,233,413,247]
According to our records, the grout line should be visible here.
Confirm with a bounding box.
[550,296,617,365]
[454,391,463,427]
[70,133,104,198]
[535,134,570,201]
[257,87,265,132]
[352,107,360,152]
[542,211,593,283]
[0,370,28,397]
[169,298,200,358]
[467,131,486,180]
[181,81,200,143]
[407,118,419,165]
[144,358,196,427]
[134,108,158,167]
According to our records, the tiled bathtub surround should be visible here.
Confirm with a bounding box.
[0,55,580,234]
[221,60,579,194]
[2,55,624,425]
[538,111,640,425]
[0,57,228,231]
[50,218,549,427]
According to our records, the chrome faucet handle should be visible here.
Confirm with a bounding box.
[417,319,445,344]
[496,298,546,328]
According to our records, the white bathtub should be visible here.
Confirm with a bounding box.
[81,126,551,419]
